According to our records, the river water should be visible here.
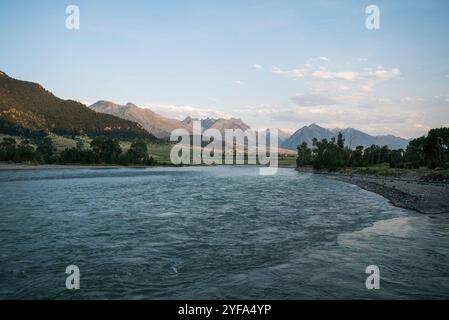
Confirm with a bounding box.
[0,166,448,299]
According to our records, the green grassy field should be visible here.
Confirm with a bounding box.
[0,134,27,144]
[278,155,297,167]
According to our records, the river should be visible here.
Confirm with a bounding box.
[0,166,448,299]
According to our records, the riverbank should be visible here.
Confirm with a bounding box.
[0,162,297,171]
[0,163,156,170]
[297,167,449,214]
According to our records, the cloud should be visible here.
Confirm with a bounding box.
[271,65,400,82]
[253,64,263,69]
[434,95,449,103]
[209,92,445,138]
[400,97,424,103]
[359,84,373,93]
[289,85,386,108]
[319,57,330,62]
[291,93,338,106]
[271,66,360,81]
[271,64,402,111]
[238,101,432,138]
[271,66,306,79]
[366,68,401,81]
[310,70,360,81]
[234,80,243,85]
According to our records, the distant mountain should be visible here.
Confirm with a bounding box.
[259,128,291,146]
[277,129,292,144]
[181,116,251,134]
[330,128,410,150]
[209,118,250,133]
[282,124,334,150]
[201,118,218,130]
[282,124,410,150]
[181,116,217,131]
[89,100,188,139]
[0,71,155,140]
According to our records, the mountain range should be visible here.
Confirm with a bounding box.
[0,71,411,150]
[89,101,252,138]
[88,101,410,150]
[281,124,410,150]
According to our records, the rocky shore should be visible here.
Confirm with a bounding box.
[308,169,449,214]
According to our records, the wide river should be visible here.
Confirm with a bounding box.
[0,166,448,299]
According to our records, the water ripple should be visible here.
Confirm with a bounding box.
[0,166,448,299]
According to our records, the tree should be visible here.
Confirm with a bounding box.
[350,146,364,167]
[424,128,449,167]
[296,142,312,167]
[405,136,425,168]
[126,140,149,164]
[389,149,404,168]
[310,134,349,170]
[337,132,345,149]
[1,137,16,148]
[76,140,84,150]
[0,138,17,161]
[404,127,449,169]
[90,136,122,163]
[36,137,56,163]
[17,139,37,162]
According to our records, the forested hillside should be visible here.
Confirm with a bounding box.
[0,71,159,141]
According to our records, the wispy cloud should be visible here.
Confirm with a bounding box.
[271,66,360,81]
[253,64,263,69]
[434,95,449,103]
[366,67,401,81]
[271,65,400,82]
[400,97,424,103]
[234,80,243,85]
[236,99,436,138]
[310,69,360,81]
[271,64,402,112]
[291,93,338,106]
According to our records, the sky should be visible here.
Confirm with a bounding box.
[1,0,449,138]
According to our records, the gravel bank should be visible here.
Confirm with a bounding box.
[325,173,449,214]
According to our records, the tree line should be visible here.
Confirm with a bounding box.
[297,127,449,171]
[0,136,156,166]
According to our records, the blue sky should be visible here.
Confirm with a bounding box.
[1,0,449,137]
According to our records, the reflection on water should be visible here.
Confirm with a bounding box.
[0,166,448,299]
